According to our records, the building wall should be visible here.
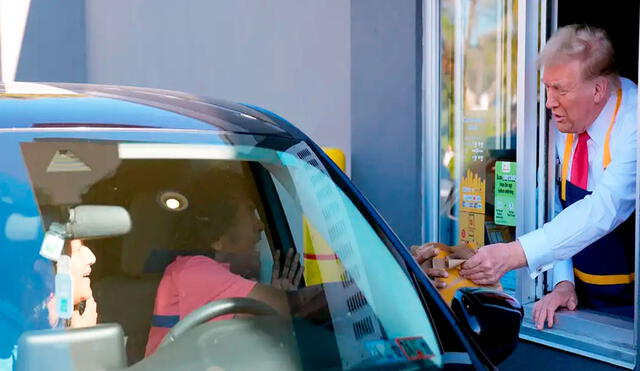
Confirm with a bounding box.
[1,0,86,82]
[85,0,351,173]
[351,0,423,246]
[85,0,423,245]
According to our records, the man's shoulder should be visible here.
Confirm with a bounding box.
[620,77,638,106]
[618,77,637,136]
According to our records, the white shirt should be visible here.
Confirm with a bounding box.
[519,77,638,285]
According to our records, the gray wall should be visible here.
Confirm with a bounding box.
[85,0,351,171]
[350,0,422,246]
[16,0,87,82]
[86,0,423,244]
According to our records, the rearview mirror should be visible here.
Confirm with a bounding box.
[450,287,523,365]
[65,205,132,239]
[39,205,132,261]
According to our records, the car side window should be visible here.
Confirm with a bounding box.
[2,136,449,370]
[265,147,444,369]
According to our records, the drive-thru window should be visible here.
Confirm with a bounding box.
[423,0,639,368]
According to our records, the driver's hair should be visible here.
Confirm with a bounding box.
[182,170,252,249]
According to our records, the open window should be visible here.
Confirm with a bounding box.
[425,0,639,367]
[515,1,639,368]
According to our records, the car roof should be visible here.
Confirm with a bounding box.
[0,82,300,138]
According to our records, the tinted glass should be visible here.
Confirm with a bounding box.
[0,131,443,370]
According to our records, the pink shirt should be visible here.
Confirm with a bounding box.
[145,255,256,356]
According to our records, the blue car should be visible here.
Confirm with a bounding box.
[0,83,522,370]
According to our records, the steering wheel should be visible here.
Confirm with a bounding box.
[159,297,279,348]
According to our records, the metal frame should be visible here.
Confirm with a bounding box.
[452,0,464,244]
[542,0,557,295]
[635,4,640,360]
[515,0,540,305]
[422,0,441,243]
[520,305,635,369]
[538,0,551,296]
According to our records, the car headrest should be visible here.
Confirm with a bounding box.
[120,191,184,277]
[121,190,217,277]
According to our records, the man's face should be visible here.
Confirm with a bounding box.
[543,59,602,133]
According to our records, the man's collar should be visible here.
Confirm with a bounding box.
[586,89,618,146]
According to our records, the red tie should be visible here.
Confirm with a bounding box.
[570,132,590,190]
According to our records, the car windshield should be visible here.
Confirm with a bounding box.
[0,131,443,370]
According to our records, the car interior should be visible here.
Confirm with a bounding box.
[15,139,457,370]
[20,141,286,364]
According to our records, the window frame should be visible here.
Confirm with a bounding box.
[512,0,638,368]
[423,0,639,367]
[248,162,298,262]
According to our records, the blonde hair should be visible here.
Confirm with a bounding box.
[538,24,618,85]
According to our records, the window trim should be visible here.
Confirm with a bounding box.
[635,32,640,369]
[514,0,541,306]
[421,0,441,244]
[248,162,296,257]
[520,304,635,369]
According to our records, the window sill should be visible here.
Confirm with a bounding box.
[519,303,635,369]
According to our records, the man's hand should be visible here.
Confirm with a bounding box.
[71,297,97,328]
[410,243,448,289]
[271,249,304,291]
[460,241,527,285]
[533,281,577,329]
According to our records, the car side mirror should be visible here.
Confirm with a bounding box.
[451,287,523,365]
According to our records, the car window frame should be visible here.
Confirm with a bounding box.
[248,162,298,266]
[300,138,493,369]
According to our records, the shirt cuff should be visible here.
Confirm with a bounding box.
[518,228,555,279]
[551,259,575,287]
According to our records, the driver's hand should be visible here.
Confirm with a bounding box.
[410,243,447,289]
[71,297,97,328]
[271,249,304,291]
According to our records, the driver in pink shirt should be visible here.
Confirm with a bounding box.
[145,171,302,356]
